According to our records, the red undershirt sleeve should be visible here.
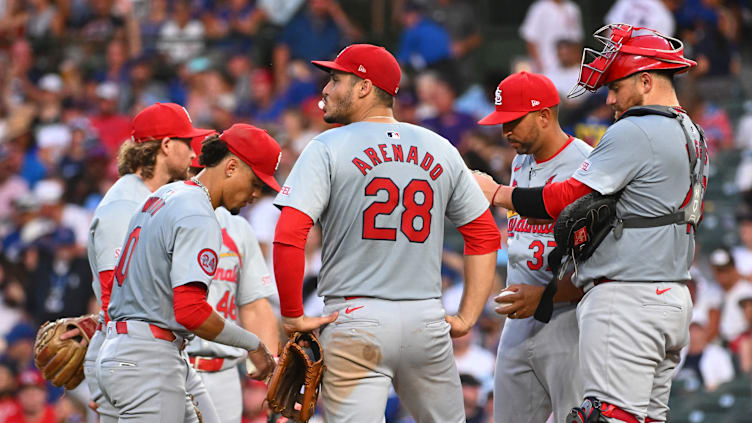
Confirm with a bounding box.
[99,270,114,323]
[273,207,314,318]
[456,209,501,255]
[173,283,213,331]
[541,178,594,219]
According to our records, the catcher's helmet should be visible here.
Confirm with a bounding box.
[568,24,696,98]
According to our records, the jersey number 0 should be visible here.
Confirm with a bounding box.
[115,227,142,286]
[362,178,434,243]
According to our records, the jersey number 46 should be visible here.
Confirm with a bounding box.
[362,178,434,243]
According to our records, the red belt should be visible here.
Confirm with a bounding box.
[188,356,225,372]
[593,278,614,286]
[114,321,177,342]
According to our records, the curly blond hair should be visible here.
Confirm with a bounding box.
[116,139,162,178]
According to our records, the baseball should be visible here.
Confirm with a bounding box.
[496,290,516,302]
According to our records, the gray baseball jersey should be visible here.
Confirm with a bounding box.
[107,180,221,337]
[85,173,151,423]
[569,109,705,421]
[185,206,276,359]
[87,174,152,314]
[506,137,592,288]
[274,122,489,299]
[496,137,591,423]
[571,112,709,287]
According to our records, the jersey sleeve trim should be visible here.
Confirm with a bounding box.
[456,209,501,255]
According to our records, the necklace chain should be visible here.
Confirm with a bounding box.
[190,176,211,204]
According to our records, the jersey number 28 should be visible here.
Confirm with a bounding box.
[362,178,434,243]
[115,227,141,286]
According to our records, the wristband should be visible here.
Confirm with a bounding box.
[213,321,260,351]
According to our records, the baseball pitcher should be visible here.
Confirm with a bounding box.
[477,71,591,423]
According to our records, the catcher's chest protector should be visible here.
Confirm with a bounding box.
[535,106,707,323]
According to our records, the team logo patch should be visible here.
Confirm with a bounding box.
[197,248,218,276]
[574,227,588,246]
[494,88,502,105]
[387,131,400,139]
[280,186,291,196]
[580,160,591,172]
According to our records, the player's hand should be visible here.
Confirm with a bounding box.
[88,401,99,413]
[247,342,276,380]
[445,314,473,338]
[494,284,545,319]
[59,327,89,347]
[281,312,338,336]
[472,172,500,205]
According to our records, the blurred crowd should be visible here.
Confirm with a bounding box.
[0,0,751,422]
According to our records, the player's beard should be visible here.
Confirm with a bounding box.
[167,165,190,183]
[323,87,354,125]
[229,208,241,215]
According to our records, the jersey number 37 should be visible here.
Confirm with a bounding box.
[362,178,434,243]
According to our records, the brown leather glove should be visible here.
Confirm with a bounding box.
[266,332,324,422]
[33,314,98,389]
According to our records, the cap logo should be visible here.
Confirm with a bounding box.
[531,100,540,107]
[358,65,367,73]
[275,152,282,171]
[495,88,503,105]
[181,106,193,123]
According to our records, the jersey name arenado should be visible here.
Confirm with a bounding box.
[274,122,489,300]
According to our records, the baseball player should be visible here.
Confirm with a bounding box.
[95,124,279,423]
[477,71,591,423]
[272,44,501,423]
[83,102,216,423]
[475,25,707,422]
[185,136,280,423]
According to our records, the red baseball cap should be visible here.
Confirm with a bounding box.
[190,132,218,168]
[220,124,282,192]
[312,44,401,96]
[478,72,560,125]
[132,103,214,143]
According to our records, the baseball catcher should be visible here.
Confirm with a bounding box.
[266,332,325,423]
[33,314,98,389]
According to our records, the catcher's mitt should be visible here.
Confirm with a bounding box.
[266,332,325,423]
[552,192,620,273]
[33,314,98,390]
